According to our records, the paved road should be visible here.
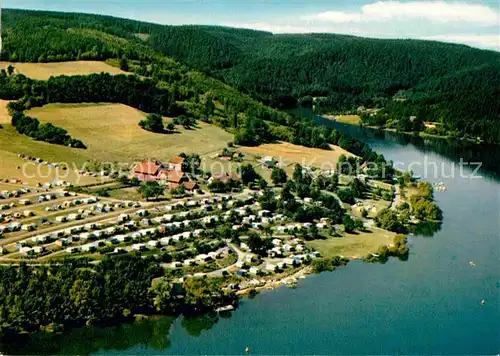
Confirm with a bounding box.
[162,242,248,277]
[200,242,246,277]
[390,184,401,210]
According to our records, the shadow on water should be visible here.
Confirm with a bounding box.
[0,312,228,355]
[0,316,175,355]
[410,220,442,237]
[180,312,220,337]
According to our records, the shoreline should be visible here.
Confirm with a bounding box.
[235,266,313,296]
[321,114,485,145]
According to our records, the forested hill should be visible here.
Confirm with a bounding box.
[1,9,500,143]
[145,27,500,143]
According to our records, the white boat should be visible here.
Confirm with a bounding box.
[215,305,235,312]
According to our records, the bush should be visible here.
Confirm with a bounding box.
[374,208,406,233]
[139,113,164,133]
[311,258,333,273]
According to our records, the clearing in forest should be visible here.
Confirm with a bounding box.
[0,61,127,80]
[241,141,355,171]
[0,100,10,124]
[0,103,231,184]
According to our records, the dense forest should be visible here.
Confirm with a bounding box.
[1,9,499,142]
[0,257,161,334]
[0,256,236,335]
[147,29,500,143]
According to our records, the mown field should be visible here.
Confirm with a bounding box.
[0,148,99,186]
[308,228,395,259]
[27,102,232,163]
[0,100,10,124]
[0,61,126,80]
[240,141,355,171]
[335,115,361,125]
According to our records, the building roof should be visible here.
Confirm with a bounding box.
[211,172,240,183]
[263,160,276,168]
[134,160,162,175]
[159,170,187,183]
[169,156,185,165]
[183,181,198,190]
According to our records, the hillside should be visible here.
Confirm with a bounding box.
[1,9,498,143]
[0,61,126,80]
[146,28,500,143]
[26,103,232,163]
[1,9,377,160]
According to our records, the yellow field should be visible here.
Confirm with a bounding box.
[336,115,361,125]
[240,141,355,171]
[0,100,10,124]
[0,149,99,186]
[27,103,232,162]
[307,228,395,259]
[0,61,126,80]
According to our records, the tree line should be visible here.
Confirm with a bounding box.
[11,112,87,149]
[0,256,236,336]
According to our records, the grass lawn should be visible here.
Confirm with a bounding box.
[216,253,237,269]
[322,114,361,125]
[0,61,127,80]
[27,103,232,164]
[308,228,395,259]
[335,115,361,125]
[240,141,355,171]
[0,139,99,186]
[107,187,143,201]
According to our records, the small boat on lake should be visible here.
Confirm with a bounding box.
[215,305,234,312]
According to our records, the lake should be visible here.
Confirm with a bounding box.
[2,117,499,355]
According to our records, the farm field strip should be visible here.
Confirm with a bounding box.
[0,61,127,80]
[240,141,356,170]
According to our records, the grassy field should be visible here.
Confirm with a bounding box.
[240,141,355,172]
[323,114,361,125]
[0,142,99,186]
[336,115,361,125]
[308,228,395,259]
[0,100,10,124]
[0,61,127,80]
[371,180,394,191]
[105,187,143,201]
[27,103,232,163]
